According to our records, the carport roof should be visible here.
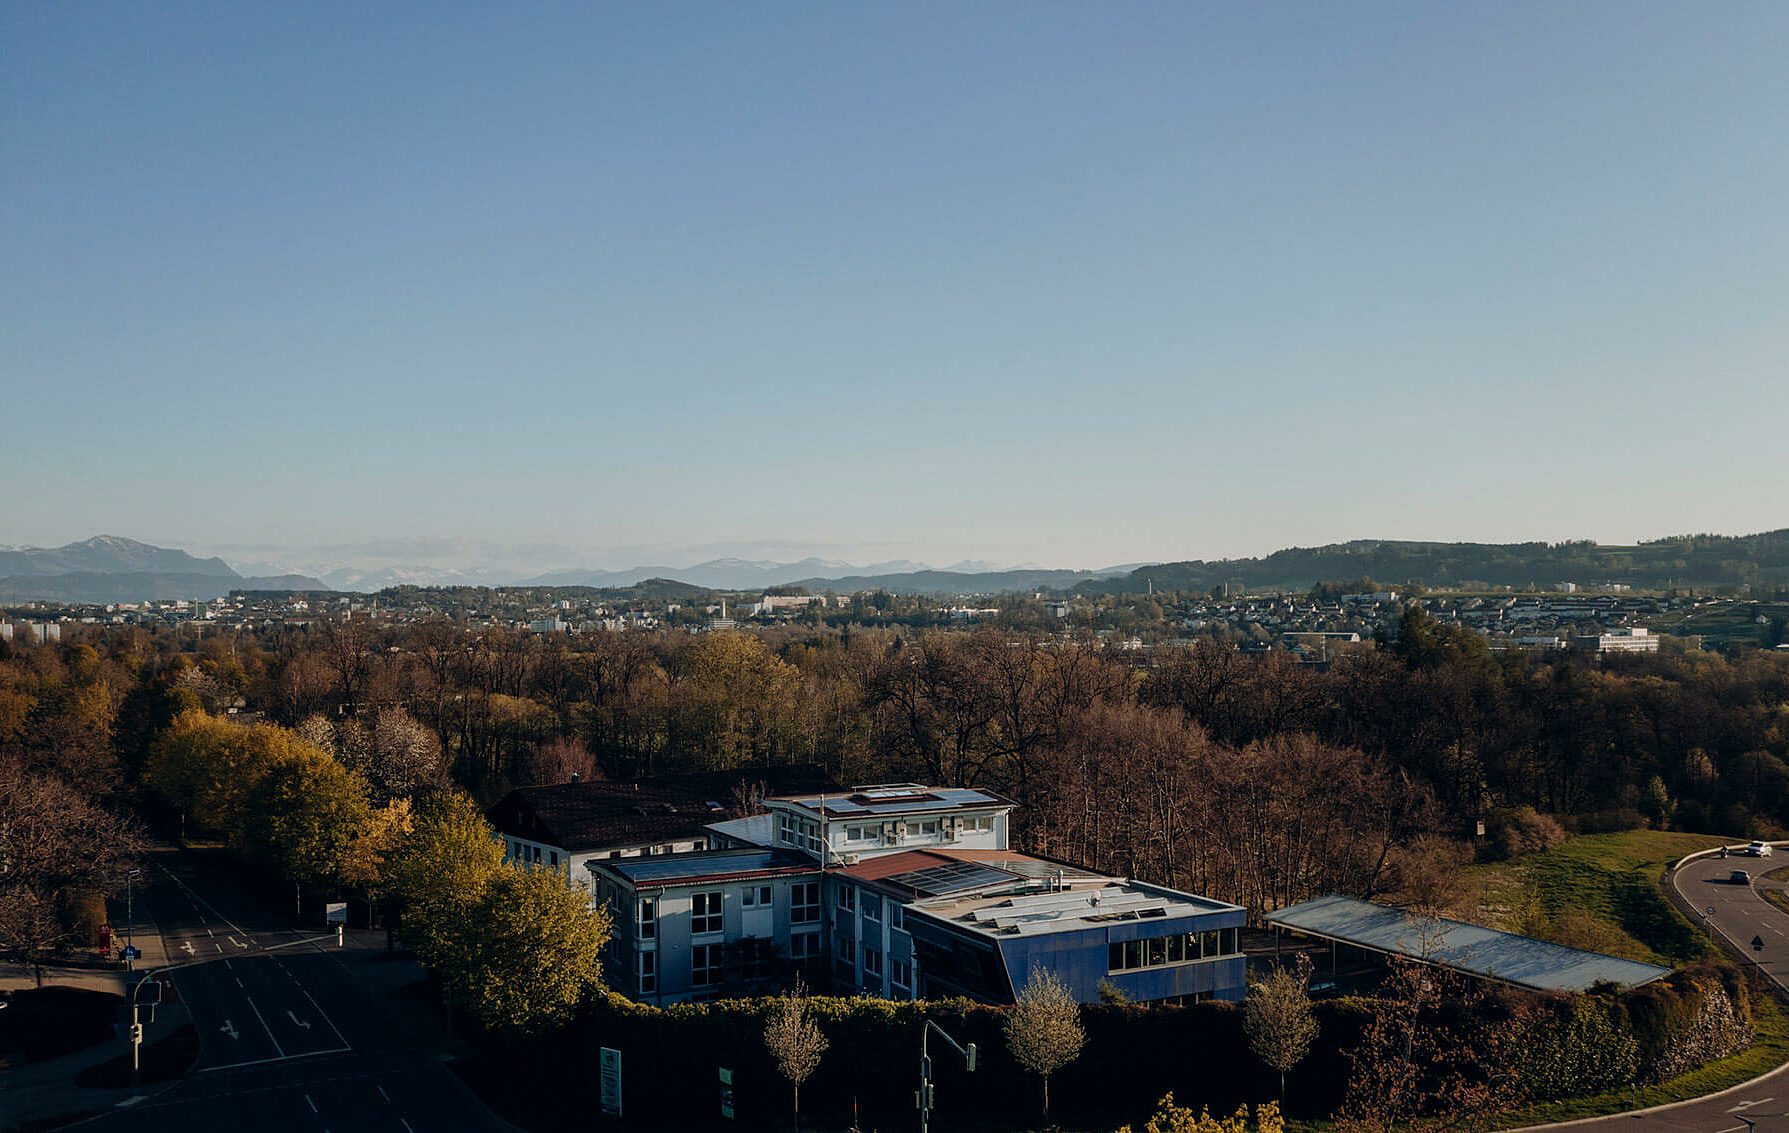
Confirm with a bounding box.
[1265,895,1671,993]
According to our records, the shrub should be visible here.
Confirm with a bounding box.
[1484,807,1567,861]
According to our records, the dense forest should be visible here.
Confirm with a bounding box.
[6,611,1789,926]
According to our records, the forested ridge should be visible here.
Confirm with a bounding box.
[1099,529,1789,595]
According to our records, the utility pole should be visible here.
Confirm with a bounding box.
[917,1020,977,1133]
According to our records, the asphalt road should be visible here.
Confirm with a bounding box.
[1533,845,1789,1132]
[82,849,509,1133]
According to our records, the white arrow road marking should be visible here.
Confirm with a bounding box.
[229,936,247,949]
[181,941,195,955]
[287,1010,311,1030]
[220,1020,239,1041]
[1728,1097,1773,1111]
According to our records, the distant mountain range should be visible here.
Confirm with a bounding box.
[517,557,1039,591]
[10,529,1789,606]
[0,536,328,604]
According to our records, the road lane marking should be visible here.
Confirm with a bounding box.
[224,959,233,970]
[234,976,244,988]
[114,1096,145,1108]
[197,1046,352,1073]
[215,942,223,952]
[306,1095,318,1112]
[206,927,215,937]
[301,988,351,1050]
[401,1119,416,1133]
[243,994,286,1058]
[288,1010,312,1030]
[377,1086,390,1103]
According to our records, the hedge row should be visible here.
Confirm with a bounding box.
[462,964,1754,1132]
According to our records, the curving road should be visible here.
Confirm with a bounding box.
[1525,844,1789,1132]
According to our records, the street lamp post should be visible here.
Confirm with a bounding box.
[917,1019,977,1133]
[124,868,141,972]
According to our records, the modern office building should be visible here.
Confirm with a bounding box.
[588,782,1248,1007]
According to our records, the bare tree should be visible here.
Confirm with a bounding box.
[1004,967,1085,1120]
[763,978,827,1132]
[1244,953,1319,1105]
[0,767,144,985]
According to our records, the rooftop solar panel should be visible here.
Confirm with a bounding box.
[883,861,1017,896]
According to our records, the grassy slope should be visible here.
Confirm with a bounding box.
[1467,830,1727,964]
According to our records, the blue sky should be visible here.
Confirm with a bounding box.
[5,2,1787,572]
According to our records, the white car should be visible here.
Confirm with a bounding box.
[1747,841,1773,858]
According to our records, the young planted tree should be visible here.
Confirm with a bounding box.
[1244,955,1320,1105]
[763,979,827,1132]
[1004,968,1086,1121]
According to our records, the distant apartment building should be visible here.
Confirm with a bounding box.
[589,782,1247,1008]
[751,594,829,616]
[1573,627,1660,654]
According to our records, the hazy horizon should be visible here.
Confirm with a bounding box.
[7,3,1788,569]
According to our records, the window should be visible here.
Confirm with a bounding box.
[837,885,856,913]
[892,958,912,990]
[890,904,904,930]
[962,815,994,833]
[691,944,722,987]
[743,941,768,980]
[549,851,559,867]
[863,893,881,922]
[845,824,879,843]
[837,937,857,964]
[904,819,939,839]
[790,932,820,961]
[637,951,656,994]
[638,898,657,940]
[863,946,883,978]
[791,882,820,924]
[692,891,723,935]
[531,846,541,863]
[743,885,772,908]
[779,812,799,846]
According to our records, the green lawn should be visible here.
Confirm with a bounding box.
[1467,830,1727,964]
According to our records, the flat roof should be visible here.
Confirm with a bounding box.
[592,848,818,888]
[1265,895,1671,993]
[911,880,1243,939]
[773,784,1014,819]
[704,813,776,847]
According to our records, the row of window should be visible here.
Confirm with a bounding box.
[636,882,823,942]
[1107,928,1240,974]
[781,814,1000,850]
[639,934,823,994]
[506,841,559,868]
[835,885,902,927]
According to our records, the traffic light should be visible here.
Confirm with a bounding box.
[914,1084,934,1110]
[964,1042,978,1072]
[129,1023,143,1044]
